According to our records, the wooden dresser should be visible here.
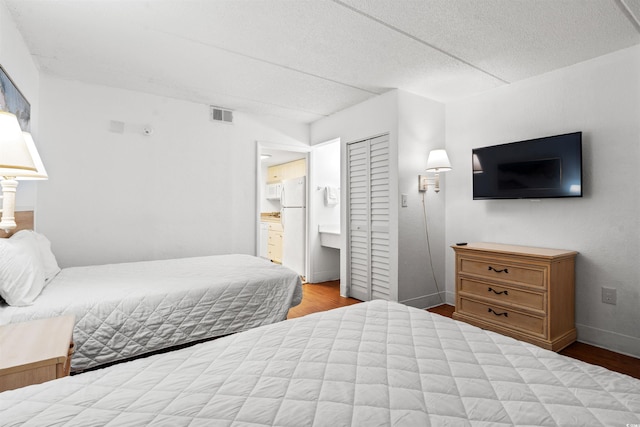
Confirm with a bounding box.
[452,242,577,352]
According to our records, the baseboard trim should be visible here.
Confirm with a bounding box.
[400,292,446,310]
[308,270,339,284]
[575,322,640,359]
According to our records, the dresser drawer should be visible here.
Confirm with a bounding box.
[458,297,545,337]
[459,278,545,312]
[459,258,546,288]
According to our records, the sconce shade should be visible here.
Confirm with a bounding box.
[0,111,37,177]
[426,149,452,172]
[16,132,48,180]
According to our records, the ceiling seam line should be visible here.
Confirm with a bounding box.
[615,0,640,33]
[93,75,329,119]
[331,0,510,84]
[33,57,327,118]
[151,28,382,96]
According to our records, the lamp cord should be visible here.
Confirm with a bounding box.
[421,192,444,304]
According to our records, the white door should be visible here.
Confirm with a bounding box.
[347,134,390,301]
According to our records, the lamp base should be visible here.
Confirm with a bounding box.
[0,177,18,232]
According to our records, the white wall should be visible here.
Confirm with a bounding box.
[397,91,447,307]
[37,76,308,267]
[0,1,41,212]
[311,90,400,298]
[445,45,640,357]
[310,89,447,307]
[308,139,340,282]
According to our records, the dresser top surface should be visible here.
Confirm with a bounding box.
[452,242,577,259]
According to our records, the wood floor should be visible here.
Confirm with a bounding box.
[287,280,360,319]
[288,281,640,380]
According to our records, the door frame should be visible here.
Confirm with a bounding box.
[256,141,311,279]
[307,138,341,284]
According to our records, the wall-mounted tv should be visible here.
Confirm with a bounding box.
[473,132,582,200]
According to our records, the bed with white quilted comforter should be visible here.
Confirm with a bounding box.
[0,254,302,372]
[1,300,638,426]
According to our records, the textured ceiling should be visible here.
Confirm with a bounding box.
[5,0,640,124]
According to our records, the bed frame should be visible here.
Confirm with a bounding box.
[0,211,34,238]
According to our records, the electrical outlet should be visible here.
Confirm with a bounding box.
[602,287,617,305]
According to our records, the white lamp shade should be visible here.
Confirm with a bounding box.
[426,149,452,172]
[16,132,48,180]
[0,111,37,176]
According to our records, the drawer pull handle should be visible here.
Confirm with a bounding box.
[488,308,508,317]
[488,266,509,274]
[488,287,508,296]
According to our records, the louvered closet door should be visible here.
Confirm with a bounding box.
[347,134,390,301]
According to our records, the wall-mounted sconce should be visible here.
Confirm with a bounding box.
[0,112,48,232]
[418,149,451,193]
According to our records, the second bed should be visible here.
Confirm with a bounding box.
[0,253,302,372]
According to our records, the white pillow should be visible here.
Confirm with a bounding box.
[34,232,61,282]
[0,234,46,306]
[11,230,61,283]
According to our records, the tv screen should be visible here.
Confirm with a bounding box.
[473,132,582,199]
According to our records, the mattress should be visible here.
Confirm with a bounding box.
[0,254,302,372]
[1,300,638,426]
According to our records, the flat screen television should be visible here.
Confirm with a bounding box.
[472,132,582,199]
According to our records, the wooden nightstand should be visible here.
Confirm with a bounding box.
[0,315,75,392]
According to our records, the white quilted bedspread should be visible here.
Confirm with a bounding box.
[0,254,302,372]
[1,300,638,426]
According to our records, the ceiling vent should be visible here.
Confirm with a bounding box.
[210,106,234,124]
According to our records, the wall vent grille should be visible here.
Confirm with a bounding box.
[210,106,234,124]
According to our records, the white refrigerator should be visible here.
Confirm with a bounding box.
[280,177,306,277]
